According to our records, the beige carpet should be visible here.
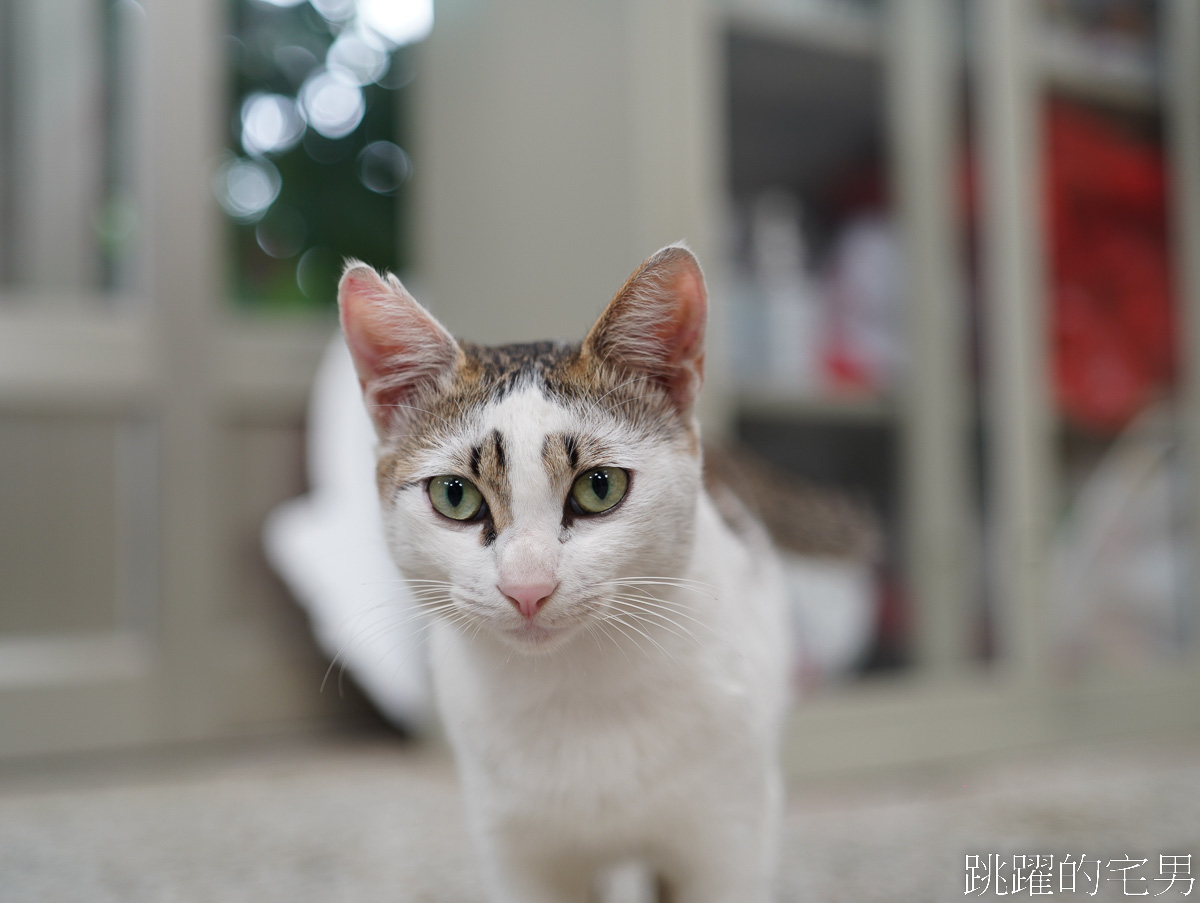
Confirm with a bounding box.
[1,733,1197,902]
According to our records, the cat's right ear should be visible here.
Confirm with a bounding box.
[583,244,708,414]
[338,261,461,438]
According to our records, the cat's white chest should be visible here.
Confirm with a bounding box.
[432,620,740,821]
[429,494,790,853]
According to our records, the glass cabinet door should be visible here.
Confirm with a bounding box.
[1034,0,1193,677]
[0,0,423,757]
[0,0,162,757]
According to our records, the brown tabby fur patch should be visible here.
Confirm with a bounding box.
[540,431,618,493]
[375,339,694,510]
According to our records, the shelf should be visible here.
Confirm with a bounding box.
[718,4,1160,112]
[1037,25,1160,111]
[719,0,882,60]
[734,387,896,423]
[724,18,884,198]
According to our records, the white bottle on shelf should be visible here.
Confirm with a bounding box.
[749,189,824,397]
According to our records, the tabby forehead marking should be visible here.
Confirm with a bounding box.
[540,432,616,487]
[539,433,574,494]
[376,339,694,512]
[471,427,513,541]
[491,429,506,471]
[429,340,684,440]
[468,443,482,480]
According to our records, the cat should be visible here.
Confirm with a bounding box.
[338,244,791,903]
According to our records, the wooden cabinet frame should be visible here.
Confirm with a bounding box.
[0,1,332,758]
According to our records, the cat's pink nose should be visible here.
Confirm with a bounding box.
[500,581,557,619]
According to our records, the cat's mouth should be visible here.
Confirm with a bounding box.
[502,619,560,646]
[492,595,611,653]
[494,607,593,653]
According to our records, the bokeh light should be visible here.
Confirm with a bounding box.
[240,92,305,157]
[298,69,366,139]
[296,246,340,301]
[357,140,410,195]
[327,30,391,86]
[255,205,308,259]
[273,44,320,87]
[310,0,356,23]
[214,156,281,222]
[358,0,433,48]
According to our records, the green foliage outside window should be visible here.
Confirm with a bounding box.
[221,0,425,311]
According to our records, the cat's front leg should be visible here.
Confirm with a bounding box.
[654,771,784,903]
[658,864,776,903]
[478,831,595,903]
[656,840,779,903]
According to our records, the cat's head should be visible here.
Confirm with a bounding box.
[338,245,707,654]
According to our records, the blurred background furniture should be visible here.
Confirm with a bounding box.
[0,0,1197,777]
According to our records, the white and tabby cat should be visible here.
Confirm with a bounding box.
[338,245,791,903]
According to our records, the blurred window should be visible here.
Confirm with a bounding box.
[221,0,430,311]
[0,0,144,300]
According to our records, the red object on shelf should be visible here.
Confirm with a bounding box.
[1044,101,1176,433]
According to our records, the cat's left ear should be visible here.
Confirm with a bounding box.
[338,261,461,438]
[583,244,708,413]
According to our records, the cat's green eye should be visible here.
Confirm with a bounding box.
[569,467,629,515]
[429,475,486,521]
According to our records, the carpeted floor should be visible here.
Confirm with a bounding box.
[1,733,1197,902]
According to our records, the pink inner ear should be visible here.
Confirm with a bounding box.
[338,265,459,436]
[583,246,710,412]
[339,273,393,382]
[657,267,706,365]
[629,249,708,409]
[650,266,706,407]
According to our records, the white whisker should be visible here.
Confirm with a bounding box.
[320,596,462,695]
[608,597,702,646]
[603,610,676,663]
[591,375,648,406]
[598,577,716,597]
[608,592,714,634]
[597,611,653,661]
[391,609,474,661]
[592,617,634,665]
[581,620,607,656]
[602,392,667,416]
[369,401,453,427]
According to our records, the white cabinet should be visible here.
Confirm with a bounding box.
[0,1,354,759]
